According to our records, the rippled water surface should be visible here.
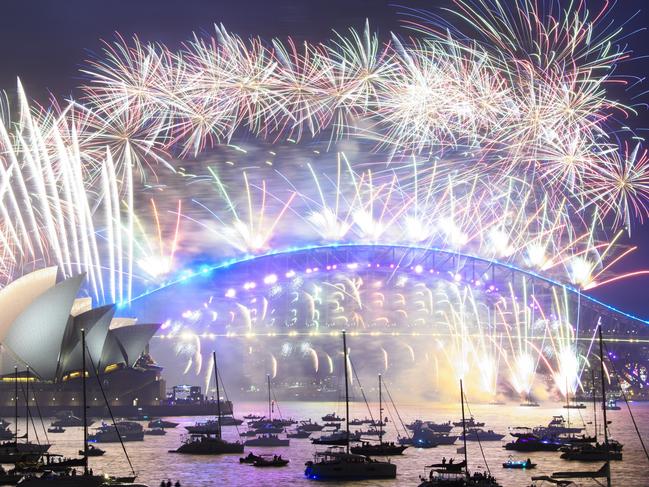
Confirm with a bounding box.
[29,401,649,486]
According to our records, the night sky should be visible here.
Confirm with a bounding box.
[1,0,649,317]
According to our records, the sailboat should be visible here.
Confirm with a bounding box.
[19,329,144,486]
[351,374,407,456]
[304,331,397,481]
[418,380,501,487]
[244,375,289,447]
[172,351,243,454]
[0,368,50,464]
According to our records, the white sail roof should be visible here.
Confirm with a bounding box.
[3,274,84,379]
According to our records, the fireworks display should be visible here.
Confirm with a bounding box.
[1,0,648,398]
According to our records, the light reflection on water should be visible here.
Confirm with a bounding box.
[31,401,649,486]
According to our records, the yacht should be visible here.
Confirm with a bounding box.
[304,332,396,481]
[148,419,178,429]
[305,448,396,480]
[173,433,244,454]
[349,375,408,456]
[311,430,360,446]
[504,433,565,452]
[461,429,505,441]
[321,413,344,422]
[453,417,484,428]
[88,421,144,442]
[559,440,623,461]
[171,351,243,455]
[244,434,290,447]
[297,420,324,432]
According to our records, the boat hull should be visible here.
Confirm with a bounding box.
[305,461,396,480]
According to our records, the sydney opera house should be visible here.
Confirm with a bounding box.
[0,267,164,414]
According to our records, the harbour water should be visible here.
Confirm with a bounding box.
[26,401,649,486]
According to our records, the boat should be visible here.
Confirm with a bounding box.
[349,375,408,456]
[418,380,501,486]
[88,422,144,442]
[312,430,360,446]
[410,428,458,447]
[18,328,140,486]
[244,434,290,447]
[502,457,536,469]
[349,418,366,426]
[240,452,263,463]
[559,440,623,461]
[173,433,244,454]
[558,433,596,444]
[170,351,244,455]
[243,414,263,420]
[287,430,311,439]
[47,426,65,434]
[605,399,621,411]
[239,430,259,437]
[143,428,166,436]
[461,429,505,441]
[351,441,407,456]
[147,419,178,429]
[253,424,284,434]
[51,413,92,428]
[562,403,586,409]
[304,332,396,481]
[185,419,220,435]
[0,369,51,463]
[79,444,104,457]
[323,422,340,430]
[305,448,396,480]
[452,417,484,428]
[297,420,324,432]
[504,434,565,452]
[407,420,453,433]
[252,455,289,467]
[321,413,344,422]
[531,416,583,438]
[0,427,13,441]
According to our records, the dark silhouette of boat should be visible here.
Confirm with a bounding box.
[461,429,505,441]
[560,441,623,461]
[321,413,344,422]
[351,441,407,456]
[452,417,484,428]
[418,380,501,486]
[407,420,453,433]
[349,375,408,457]
[170,351,243,455]
[240,452,263,463]
[252,455,289,467]
[244,434,289,447]
[312,430,360,446]
[504,434,565,452]
[89,421,144,442]
[304,333,396,481]
[147,419,178,429]
[47,426,65,434]
[297,420,324,431]
[79,444,104,457]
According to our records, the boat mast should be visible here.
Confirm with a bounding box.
[460,379,468,476]
[213,351,222,438]
[378,374,382,446]
[591,368,597,440]
[14,366,17,443]
[267,374,272,422]
[565,376,570,428]
[25,366,29,444]
[343,331,350,454]
[597,323,611,487]
[82,328,89,475]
